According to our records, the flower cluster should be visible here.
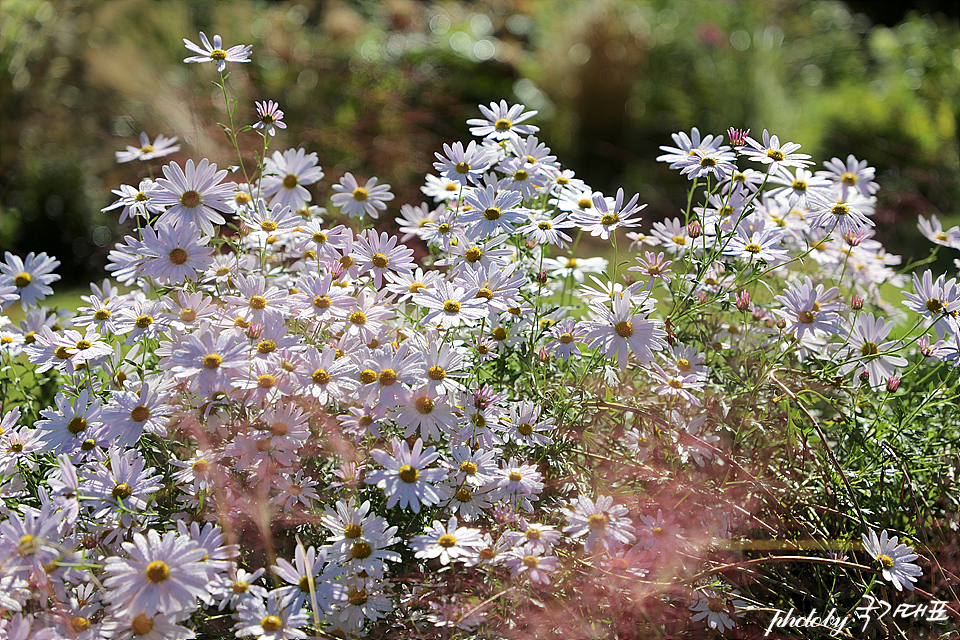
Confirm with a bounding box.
[0,30,953,640]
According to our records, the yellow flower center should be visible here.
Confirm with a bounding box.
[860,342,880,358]
[455,161,470,174]
[455,487,472,502]
[744,243,763,254]
[232,581,249,594]
[203,353,223,369]
[352,187,368,201]
[94,309,111,320]
[877,553,894,569]
[69,616,90,633]
[180,190,202,208]
[483,206,501,221]
[460,461,478,474]
[257,339,277,354]
[344,524,362,539]
[615,320,634,338]
[699,156,717,167]
[68,417,87,434]
[831,203,849,216]
[513,169,528,181]
[145,560,170,583]
[131,613,154,636]
[518,422,534,436]
[792,179,808,191]
[494,117,512,131]
[75,339,92,350]
[257,374,275,388]
[378,369,397,386]
[601,213,619,226]
[672,235,687,245]
[371,253,389,268]
[283,174,298,189]
[508,471,523,482]
[465,247,482,262]
[438,534,458,548]
[350,311,367,325]
[260,615,282,632]
[167,247,189,265]
[842,171,858,185]
[767,149,785,161]
[249,295,267,310]
[588,513,607,530]
[260,220,277,232]
[399,465,419,483]
[135,314,153,329]
[209,48,228,61]
[523,555,539,568]
[415,396,434,414]
[113,483,132,499]
[130,405,150,422]
[444,300,461,313]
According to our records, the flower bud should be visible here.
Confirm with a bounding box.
[886,376,900,392]
[859,369,871,382]
[776,318,787,330]
[535,270,548,285]
[538,347,550,363]
[727,127,750,147]
[851,295,864,310]
[735,290,750,312]
[687,222,702,238]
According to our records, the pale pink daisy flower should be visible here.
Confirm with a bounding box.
[582,293,667,370]
[259,148,323,211]
[562,494,635,553]
[115,131,181,163]
[331,173,394,219]
[153,159,235,236]
[183,31,252,73]
[366,438,446,513]
[410,516,485,565]
[103,529,209,616]
[253,100,286,137]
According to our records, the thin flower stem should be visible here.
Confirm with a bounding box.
[769,368,867,529]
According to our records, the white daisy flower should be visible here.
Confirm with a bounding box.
[0,251,60,310]
[103,529,209,617]
[410,516,485,565]
[183,31,252,73]
[861,529,923,591]
[331,173,394,219]
[366,438,446,513]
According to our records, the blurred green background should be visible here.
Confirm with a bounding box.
[2,0,958,287]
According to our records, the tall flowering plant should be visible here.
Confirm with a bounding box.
[0,33,957,639]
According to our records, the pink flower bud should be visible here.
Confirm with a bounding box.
[687,222,702,238]
[727,127,750,147]
[886,376,900,392]
[735,290,750,312]
[851,295,864,310]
